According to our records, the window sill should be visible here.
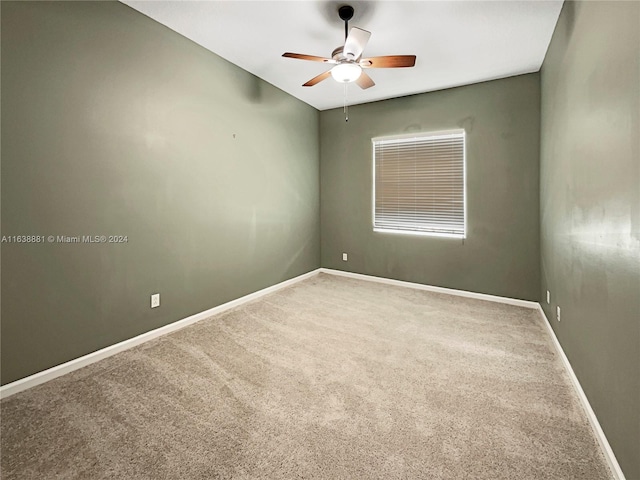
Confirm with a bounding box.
[373,228,465,239]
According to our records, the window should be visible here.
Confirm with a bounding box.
[372,129,466,238]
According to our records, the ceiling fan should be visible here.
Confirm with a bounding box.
[282,5,416,89]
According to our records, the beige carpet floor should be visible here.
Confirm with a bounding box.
[1,273,611,479]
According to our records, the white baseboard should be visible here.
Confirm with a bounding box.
[536,305,625,480]
[319,268,539,309]
[0,268,321,400]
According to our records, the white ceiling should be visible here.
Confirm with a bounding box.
[122,0,563,111]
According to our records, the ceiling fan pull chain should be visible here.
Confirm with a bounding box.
[344,83,349,122]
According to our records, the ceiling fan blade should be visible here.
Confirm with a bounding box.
[360,55,417,68]
[303,70,332,87]
[283,52,336,64]
[356,71,375,89]
[343,27,371,60]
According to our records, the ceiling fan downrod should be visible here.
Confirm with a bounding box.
[338,5,354,41]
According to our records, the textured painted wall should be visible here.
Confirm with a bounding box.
[540,1,640,477]
[320,74,541,301]
[1,1,320,384]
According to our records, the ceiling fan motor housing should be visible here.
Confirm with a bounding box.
[330,45,361,83]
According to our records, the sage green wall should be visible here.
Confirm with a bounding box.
[320,74,541,301]
[540,1,639,478]
[1,1,320,385]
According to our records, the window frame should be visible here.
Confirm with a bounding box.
[371,129,467,239]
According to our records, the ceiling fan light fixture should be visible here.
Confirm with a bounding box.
[330,62,362,83]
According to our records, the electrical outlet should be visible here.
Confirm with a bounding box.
[151,293,160,308]
[546,290,550,304]
[556,306,561,322]
[342,253,348,261]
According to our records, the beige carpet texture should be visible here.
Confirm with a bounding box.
[1,273,612,479]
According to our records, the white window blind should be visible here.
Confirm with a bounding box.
[373,130,466,238]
